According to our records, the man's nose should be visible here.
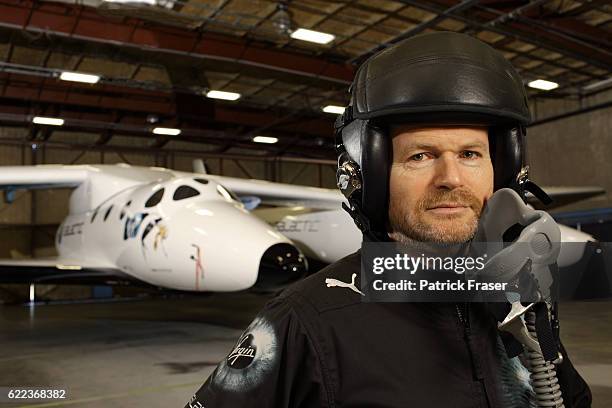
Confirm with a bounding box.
[433,154,464,190]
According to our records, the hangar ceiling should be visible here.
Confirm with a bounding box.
[0,0,610,158]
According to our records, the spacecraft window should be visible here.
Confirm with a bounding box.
[103,205,114,221]
[173,185,200,201]
[145,188,165,207]
[194,178,209,185]
[90,207,99,223]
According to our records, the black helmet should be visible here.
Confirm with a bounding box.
[335,31,549,241]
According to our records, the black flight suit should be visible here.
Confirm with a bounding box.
[185,251,591,408]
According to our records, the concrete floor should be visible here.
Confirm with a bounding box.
[0,293,268,408]
[0,295,611,407]
[557,301,612,407]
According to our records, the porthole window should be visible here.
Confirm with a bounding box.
[90,207,99,223]
[103,205,114,221]
[173,185,200,201]
[145,188,164,207]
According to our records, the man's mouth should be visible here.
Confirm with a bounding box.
[426,203,470,215]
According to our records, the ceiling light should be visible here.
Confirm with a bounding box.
[32,116,64,126]
[59,71,100,84]
[102,0,156,4]
[152,127,181,136]
[322,105,345,114]
[253,136,278,144]
[290,28,335,44]
[101,0,176,9]
[527,79,559,91]
[206,90,241,101]
[56,264,82,270]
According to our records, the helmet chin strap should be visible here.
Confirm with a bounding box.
[512,165,553,206]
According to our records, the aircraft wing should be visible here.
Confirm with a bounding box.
[529,186,605,209]
[209,175,345,209]
[0,258,144,286]
[0,165,88,189]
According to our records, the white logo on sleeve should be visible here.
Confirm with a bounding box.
[212,315,278,392]
[325,273,365,296]
[227,334,257,368]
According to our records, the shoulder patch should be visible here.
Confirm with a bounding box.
[211,315,278,391]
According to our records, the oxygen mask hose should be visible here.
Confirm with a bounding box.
[525,309,564,408]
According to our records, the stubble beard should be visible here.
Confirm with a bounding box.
[388,188,483,244]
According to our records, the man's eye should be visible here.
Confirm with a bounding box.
[461,151,481,159]
[410,153,426,161]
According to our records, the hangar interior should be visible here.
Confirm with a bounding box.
[0,0,611,407]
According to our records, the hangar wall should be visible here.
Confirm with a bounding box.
[527,89,612,213]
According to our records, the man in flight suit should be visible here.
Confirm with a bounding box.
[185,32,591,408]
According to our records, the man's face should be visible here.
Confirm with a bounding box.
[388,125,493,244]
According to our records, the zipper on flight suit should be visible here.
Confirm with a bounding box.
[457,303,490,406]
[456,303,485,380]
[456,303,470,333]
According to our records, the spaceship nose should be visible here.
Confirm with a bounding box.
[254,243,308,289]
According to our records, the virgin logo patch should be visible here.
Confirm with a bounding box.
[227,333,257,369]
[213,316,277,391]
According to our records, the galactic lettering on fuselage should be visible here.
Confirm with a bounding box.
[61,222,84,237]
[275,219,320,233]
